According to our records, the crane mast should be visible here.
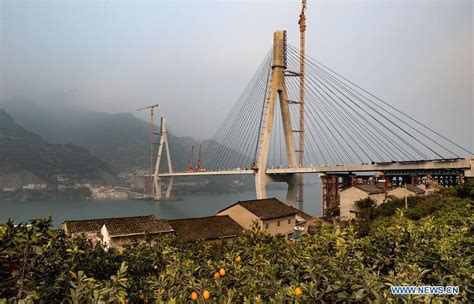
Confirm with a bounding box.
[186,145,195,173]
[196,144,202,170]
[297,0,307,208]
[136,103,159,195]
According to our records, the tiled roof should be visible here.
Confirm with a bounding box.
[406,185,426,194]
[104,219,173,237]
[62,215,157,234]
[219,198,297,220]
[168,215,243,242]
[354,184,385,194]
[289,206,313,221]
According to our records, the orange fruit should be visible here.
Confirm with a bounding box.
[219,268,226,276]
[190,291,198,301]
[235,255,241,262]
[213,272,220,280]
[295,287,303,297]
[203,290,210,300]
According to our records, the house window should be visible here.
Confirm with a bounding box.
[265,223,269,229]
[277,220,280,227]
[288,218,291,225]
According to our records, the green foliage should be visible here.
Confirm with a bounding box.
[1,193,473,303]
[354,197,377,236]
[453,182,474,200]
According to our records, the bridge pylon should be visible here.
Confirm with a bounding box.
[153,117,174,200]
[255,31,299,206]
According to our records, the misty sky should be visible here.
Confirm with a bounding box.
[0,0,472,150]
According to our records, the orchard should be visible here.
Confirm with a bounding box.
[1,189,472,303]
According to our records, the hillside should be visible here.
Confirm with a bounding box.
[0,109,121,188]
[0,98,250,174]
[0,98,203,172]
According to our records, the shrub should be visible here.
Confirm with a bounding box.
[1,193,472,303]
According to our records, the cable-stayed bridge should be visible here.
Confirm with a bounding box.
[153,31,473,214]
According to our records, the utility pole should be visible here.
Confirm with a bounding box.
[404,183,408,209]
[137,104,159,195]
[297,0,307,209]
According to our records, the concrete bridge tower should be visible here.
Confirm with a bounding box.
[153,117,174,200]
[255,31,299,205]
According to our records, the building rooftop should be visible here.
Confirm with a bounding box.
[289,206,314,221]
[218,197,298,220]
[62,215,157,234]
[389,184,426,195]
[353,184,385,194]
[168,215,243,242]
[104,219,173,237]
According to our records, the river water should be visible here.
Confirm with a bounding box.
[0,183,322,228]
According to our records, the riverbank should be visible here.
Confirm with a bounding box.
[0,186,324,228]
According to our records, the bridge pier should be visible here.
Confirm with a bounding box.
[255,173,297,206]
[153,117,174,200]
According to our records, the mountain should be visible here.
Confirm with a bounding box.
[0,109,121,188]
[0,97,252,177]
[0,98,199,172]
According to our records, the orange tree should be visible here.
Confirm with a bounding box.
[1,193,472,303]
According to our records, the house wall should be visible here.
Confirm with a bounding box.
[71,231,102,243]
[339,188,385,221]
[105,233,172,251]
[217,205,260,229]
[101,225,111,248]
[262,215,296,237]
[62,223,102,243]
[295,214,310,232]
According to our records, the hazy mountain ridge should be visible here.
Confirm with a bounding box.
[0,98,252,177]
[0,108,121,188]
[0,98,200,172]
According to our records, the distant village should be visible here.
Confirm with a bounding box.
[0,168,251,201]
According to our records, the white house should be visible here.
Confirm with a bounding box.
[339,185,385,221]
[62,215,173,250]
[100,218,173,250]
[217,198,298,238]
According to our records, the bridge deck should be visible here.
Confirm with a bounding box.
[157,158,473,177]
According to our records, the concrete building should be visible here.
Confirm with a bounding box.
[62,215,171,249]
[22,183,47,190]
[101,218,173,250]
[387,185,425,199]
[91,187,129,199]
[289,206,314,233]
[168,215,243,243]
[217,198,298,238]
[339,185,385,221]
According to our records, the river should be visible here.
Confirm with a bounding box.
[0,183,323,228]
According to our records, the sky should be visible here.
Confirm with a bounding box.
[0,0,472,150]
